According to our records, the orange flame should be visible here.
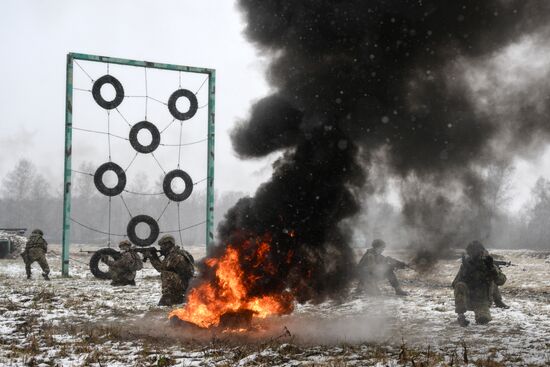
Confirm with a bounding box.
[169,239,294,328]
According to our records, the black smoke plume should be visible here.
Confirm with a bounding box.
[214,0,550,302]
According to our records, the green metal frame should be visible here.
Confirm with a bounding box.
[62,52,216,276]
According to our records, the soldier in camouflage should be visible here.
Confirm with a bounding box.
[147,234,194,306]
[102,240,143,286]
[482,248,510,309]
[357,239,408,296]
[21,229,50,280]
[452,240,507,326]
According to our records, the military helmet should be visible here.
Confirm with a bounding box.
[119,240,132,249]
[32,229,44,236]
[466,240,485,257]
[371,239,386,249]
[158,234,175,248]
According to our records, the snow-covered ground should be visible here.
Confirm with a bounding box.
[0,248,548,366]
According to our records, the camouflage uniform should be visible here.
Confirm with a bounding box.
[357,239,408,296]
[103,240,143,286]
[452,241,507,326]
[149,235,194,306]
[21,229,50,280]
[490,282,509,308]
[482,249,509,309]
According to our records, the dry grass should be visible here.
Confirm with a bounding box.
[32,288,56,303]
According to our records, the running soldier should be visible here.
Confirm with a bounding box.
[356,239,408,296]
[21,229,50,280]
[452,240,507,326]
[102,240,143,286]
[147,235,194,306]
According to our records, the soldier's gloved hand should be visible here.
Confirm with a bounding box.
[484,255,494,267]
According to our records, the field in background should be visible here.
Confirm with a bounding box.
[0,249,548,366]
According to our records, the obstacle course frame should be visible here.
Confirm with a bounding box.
[62,52,216,276]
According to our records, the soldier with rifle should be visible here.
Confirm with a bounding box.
[356,239,409,296]
[102,240,143,286]
[21,229,50,280]
[452,240,507,327]
[484,249,513,309]
[144,234,194,306]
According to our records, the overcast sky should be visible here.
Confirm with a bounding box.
[1,0,550,212]
[0,0,277,197]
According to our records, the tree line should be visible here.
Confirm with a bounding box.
[0,159,243,247]
[1,159,550,249]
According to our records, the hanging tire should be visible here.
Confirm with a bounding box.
[163,169,193,202]
[92,75,125,110]
[127,215,160,247]
[94,162,126,196]
[129,120,161,153]
[168,89,198,121]
[89,248,121,280]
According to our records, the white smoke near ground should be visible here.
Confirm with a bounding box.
[271,313,391,344]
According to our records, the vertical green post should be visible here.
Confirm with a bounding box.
[62,54,74,277]
[206,70,216,254]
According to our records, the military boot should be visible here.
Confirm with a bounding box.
[42,273,50,281]
[394,287,408,296]
[475,315,491,325]
[158,295,183,306]
[457,314,469,327]
[494,300,510,309]
[158,295,171,306]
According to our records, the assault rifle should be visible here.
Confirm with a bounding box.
[387,257,414,270]
[463,254,516,268]
[131,247,161,262]
[493,260,516,267]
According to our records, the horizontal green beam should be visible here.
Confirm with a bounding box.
[70,52,214,75]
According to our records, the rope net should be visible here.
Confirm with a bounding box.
[70,60,209,248]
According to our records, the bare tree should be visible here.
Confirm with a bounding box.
[1,159,38,227]
[524,177,550,249]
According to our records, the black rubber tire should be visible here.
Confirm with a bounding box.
[163,169,193,202]
[94,162,126,196]
[127,215,160,247]
[92,75,125,110]
[89,248,121,280]
[184,249,195,265]
[129,120,161,153]
[168,89,198,121]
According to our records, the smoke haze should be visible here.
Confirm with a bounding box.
[213,0,550,304]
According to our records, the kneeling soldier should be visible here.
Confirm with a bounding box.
[148,235,194,306]
[102,240,143,286]
[21,229,50,280]
[357,239,408,296]
[452,240,507,326]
